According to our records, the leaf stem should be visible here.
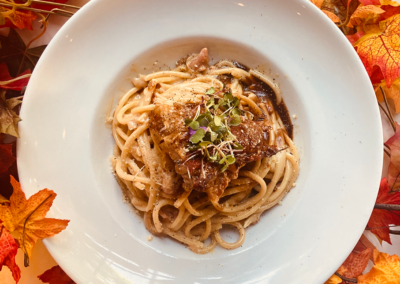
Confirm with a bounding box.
[384,147,391,157]
[336,0,353,28]
[378,102,396,133]
[374,204,400,211]
[334,272,357,283]
[22,193,53,267]
[389,229,400,235]
[380,86,396,133]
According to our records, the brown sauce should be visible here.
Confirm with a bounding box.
[218,62,293,139]
[246,80,293,139]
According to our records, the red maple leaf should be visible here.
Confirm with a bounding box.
[38,265,75,284]
[367,178,400,244]
[0,144,16,174]
[359,0,380,4]
[0,224,20,283]
[346,31,365,46]
[380,5,400,21]
[0,63,31,91]
[384,122,400,191]
[342,248,372,278]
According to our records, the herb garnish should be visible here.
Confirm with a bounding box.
[185,87,244,172]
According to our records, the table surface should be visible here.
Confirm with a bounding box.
[1,0,399,282]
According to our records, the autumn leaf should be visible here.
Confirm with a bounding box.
[348,5,385,27]
[0,62,31,91]
[0,91,22,138]
[0,176,69,263]
[324,266,348,284]
[38,265,75,284]
[0,143,16,174]
[384,123,400,190]
[324,274,342,284]
[0,194,9,204]
[323,10,341,22]
[310,0,347,23]
[342,248,372,278]
[346,30,366,45]
[375,78,400,113]
[357,249,400,283]
[380,4,400,21]
[366,178,400,244]
[359,0,380,4]
[0,224,20,283]
[0,7,37,30]
[380,0,400,6]
[354,14,400,88]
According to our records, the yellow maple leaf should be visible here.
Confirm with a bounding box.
[355,14,400,88]
[358,249,400,284]
[348,4,385,27]
[380,0,400,6]
[0,176,69,261]
[376,78,400,113]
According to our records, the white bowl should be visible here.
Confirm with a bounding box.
[18,0,383,283]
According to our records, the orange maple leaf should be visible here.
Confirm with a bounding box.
[376,78,400,113]
[0,176,69,261]
[0,7,37,30]
[354,14,400,88]
[324,266,347,284]
[348,4,385,27]
[310,0,341,23]
[357,249,400,283]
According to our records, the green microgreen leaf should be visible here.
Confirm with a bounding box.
[205,87,215,95]
[219,155,227,164]
[206,97,215,108]
[190,128,205,144]
[198,117,209,127]
[232,97,240,107]
[223,92,233,102]
[210,131,218,142]
[231,108,241,116]
[233,143,243,150]
[200,141,212,147]
[189,120,199,130]
[226,155,236,164]
[229,115,241,126]
[185,118,193,126]
[214,115,223,126]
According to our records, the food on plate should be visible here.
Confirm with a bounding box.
[110,48,299,253]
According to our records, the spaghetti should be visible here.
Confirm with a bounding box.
[110,48,299,253]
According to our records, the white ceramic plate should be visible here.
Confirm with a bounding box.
[18,0,383,283]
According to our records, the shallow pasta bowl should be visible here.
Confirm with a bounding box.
[17,0,383,283]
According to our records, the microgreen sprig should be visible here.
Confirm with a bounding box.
[185,87,244,172]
